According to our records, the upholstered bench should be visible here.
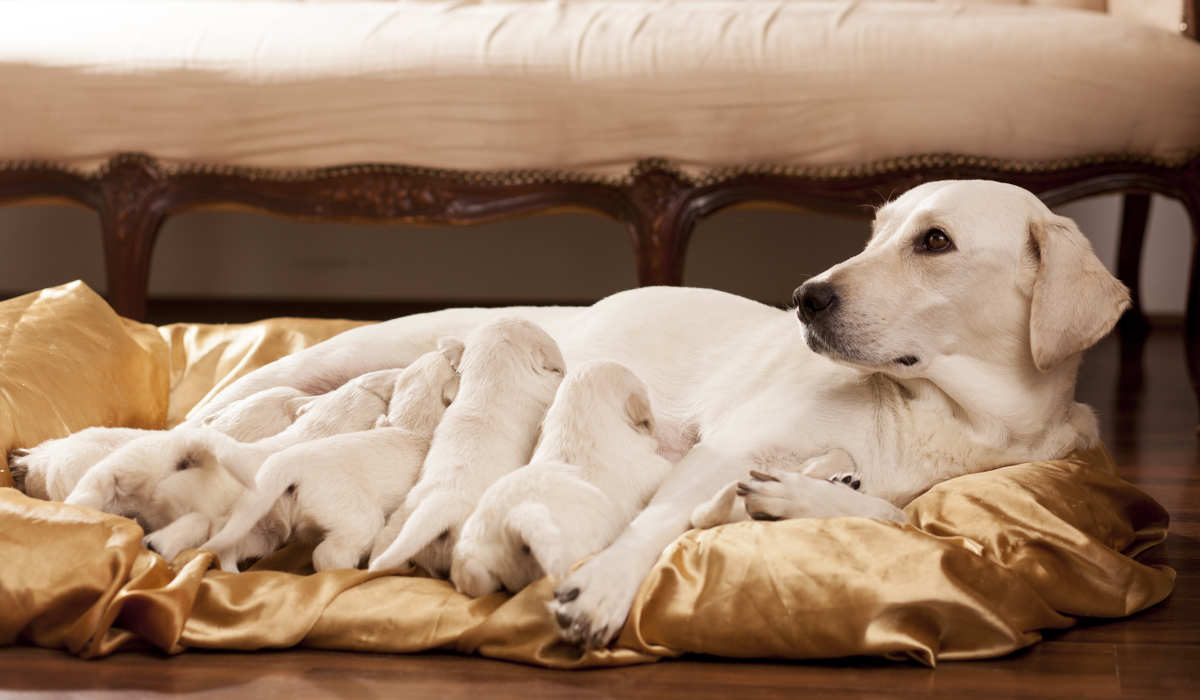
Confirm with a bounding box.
[0,0,1197,337]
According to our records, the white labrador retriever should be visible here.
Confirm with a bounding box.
[63,367,411,559]
[451,360,673,598]
[179,180,1129,648]
[9,386,312,501]
[367,318,565,578]
[201,342,462,572]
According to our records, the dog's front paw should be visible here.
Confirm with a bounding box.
[546,549,641,649]
[738,470,906,523]
[736,470,797,521]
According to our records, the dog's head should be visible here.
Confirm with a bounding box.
[534,360,657,464]
[63,429,242,531]
[793,180,1129,378]
[379,338,463,432]
[459,317,565,404]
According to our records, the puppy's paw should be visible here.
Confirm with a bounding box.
[547,549,641,650]
[7,448,31,491]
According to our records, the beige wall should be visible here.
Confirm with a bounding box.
[0,194,1190,314]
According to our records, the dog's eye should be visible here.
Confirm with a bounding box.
[919,228,954,253]
[175,457,193,471]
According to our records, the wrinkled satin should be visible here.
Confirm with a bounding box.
[0,281,1175,667]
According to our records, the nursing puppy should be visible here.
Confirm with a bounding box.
[368,318,565,578]
[64,368,408,559]
[9,386,311,501]
[184,181,1129,648]
[451,361,672,597]
[201,341,462,572]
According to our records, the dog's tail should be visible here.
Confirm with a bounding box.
[201,465,296,572]
[368,492,462,572]
[505,502,569,580]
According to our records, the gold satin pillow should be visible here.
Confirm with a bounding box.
[0,283,1174,667]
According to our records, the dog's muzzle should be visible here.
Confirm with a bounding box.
[794,280,838,325]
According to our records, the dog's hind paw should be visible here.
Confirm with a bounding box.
[827,471,863,491]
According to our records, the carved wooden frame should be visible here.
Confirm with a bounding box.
[1,150,1199,396]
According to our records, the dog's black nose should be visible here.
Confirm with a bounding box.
[795,281,838,323]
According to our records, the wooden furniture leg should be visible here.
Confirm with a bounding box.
[1116,193,1152,337]
[96,156,170,321]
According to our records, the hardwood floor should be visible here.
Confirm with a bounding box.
[1,324,1197,698]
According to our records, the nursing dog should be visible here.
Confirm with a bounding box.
[451,360,672,597]
[9,386,311,502]
[367,318,565,578]
[63,367,411,560]
[169,181,1131,647]
[201,342,462,572]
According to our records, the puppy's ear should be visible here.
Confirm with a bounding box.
[437,337,466,371]
[441,373,461,407]
[626,390,655,435]
[285,395,315,419]
[1028,215,1130,371]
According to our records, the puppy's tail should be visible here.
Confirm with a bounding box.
[505,502,569,580]
[368,492,461,572]
[202,465,296,570]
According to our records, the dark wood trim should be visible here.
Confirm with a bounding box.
[1187,0,1199,39]
[2,151,1199,407]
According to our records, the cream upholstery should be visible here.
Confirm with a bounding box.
[0,1,1196,174]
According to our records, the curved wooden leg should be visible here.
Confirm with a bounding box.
[1180,174,1200,431]
[625,162,692,286]
[96,155,169,321]
[1117,192,1152,338]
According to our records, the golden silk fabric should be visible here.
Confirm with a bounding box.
[0,282,1175,667]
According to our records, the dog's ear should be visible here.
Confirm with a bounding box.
[1028,214,1130,371]
[285,395,315,419]
[437,337,466,371]
[441,373,461,407]
[625,390,655,435]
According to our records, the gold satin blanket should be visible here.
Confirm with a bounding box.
[0,282,1175,667]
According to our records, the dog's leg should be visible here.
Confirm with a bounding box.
[737,471,906,523]
[143,512,213,561]
[548,441,748,649]
[309,493,384,572]
[798,448,862,490]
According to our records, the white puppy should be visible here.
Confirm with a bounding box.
[64,367,410,560]
[451,361,672,598]
[201,341,462,572]
[368,318,565,578]
[8,386,311,501]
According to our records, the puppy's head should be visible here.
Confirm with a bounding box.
[382,339,463,432]
[64,429,239,531]
[793,180,1128,377]
[459,318,565,403]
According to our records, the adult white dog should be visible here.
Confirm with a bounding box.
[187,180,1129,648]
